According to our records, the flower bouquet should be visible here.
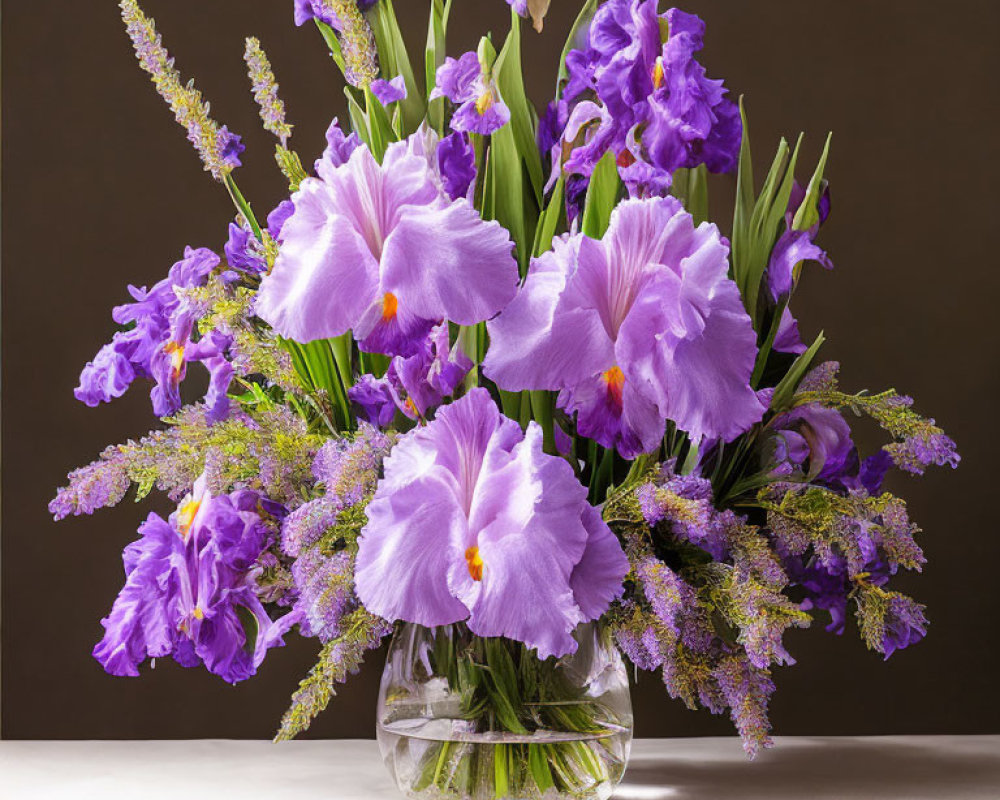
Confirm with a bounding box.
[53,1,960,798]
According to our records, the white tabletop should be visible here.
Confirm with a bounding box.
[1,737,998,799]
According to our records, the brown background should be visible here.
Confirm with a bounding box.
[2,0,998,740]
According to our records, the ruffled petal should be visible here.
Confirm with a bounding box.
[483,237,615,391]
[380,201,518,326]
[571,505,629,620]
[255,178,379,342]
[356,418,474,626]
[459,425,590,658]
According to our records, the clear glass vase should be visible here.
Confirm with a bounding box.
[376,622,633,800]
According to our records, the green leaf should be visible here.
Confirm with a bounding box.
[363,86,397,161]
[485,124,532,271]
[730,99,803,329]
[370,0,425,134]
[557,0,598,93]
[528,745,555,793]
[770,331,825,411]
[494,12,545,202]
[581,150,619,238]
[532,174,565,256]
[314,19,346,76]
[792,132,832,231]
[672,164,708,225]
[529,390,556,454]
[424,0,452,134]
[345,88,369,148]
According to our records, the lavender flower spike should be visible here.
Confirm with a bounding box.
[355,389,629,659]
[119,0,243,180]
[256,133,518,357]
[484,197,766,456]
[244,37,292,145]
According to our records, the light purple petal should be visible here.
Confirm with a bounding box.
[484,236,615,391]
[255,177,379,342]
[380,201,518,326]
[356,389,624,657]
[431,52,481,103]
[571,505,629,620]
[371,76,407,105]
[455,424,590,659]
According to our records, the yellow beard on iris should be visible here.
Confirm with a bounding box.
[465,546,484,582]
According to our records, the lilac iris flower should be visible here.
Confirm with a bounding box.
[349,324,472,424]
[76,247,233,419]
[93,476,291,683]
[431,52,511,135]
[484,197,765,456]
[355,388,628,659]
[256,133,518,357]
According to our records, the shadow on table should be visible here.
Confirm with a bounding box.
[615,738,1000,799]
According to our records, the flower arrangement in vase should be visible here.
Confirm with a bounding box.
[52,1,959,798]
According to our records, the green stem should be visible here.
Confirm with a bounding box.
[224,173,263,242]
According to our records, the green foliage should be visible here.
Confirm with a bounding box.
[581,150,620,238]
[730,104,802,329]
[767,331,825,407]
[369,0,424,134]
[424,0,452,133]
[671,164,709,225]
[556,0,598,94]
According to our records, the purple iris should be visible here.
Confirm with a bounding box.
[371,75,407,106]
[484,197,765,456]
[431,52,510,135]
[437,131,477,201]
[255,133,518,357]
[93,476,292,684]
[767,404,853,482]
[349,323,472,424]
[768,182,834,301]
[354,388,629,659]
[224,201,296,277]
[75,247,233,420]
[549,2,741,197]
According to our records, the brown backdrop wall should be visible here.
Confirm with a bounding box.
[3,0,997,740]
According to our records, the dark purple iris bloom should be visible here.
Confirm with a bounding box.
[349,324,472,425]
[93,477,292,683]
[217,126,245,171]
[224,201,297,277]
[431,52,510,135]
[768,404,853,482]
[437,131,477,201]
[768,181,834,301]
[76,247,232,419]
[293,0,377,28]
[548,2,740,198]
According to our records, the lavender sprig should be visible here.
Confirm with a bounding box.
[317,0,378,88]
[244,37,293,146]
[119,0,243,181]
